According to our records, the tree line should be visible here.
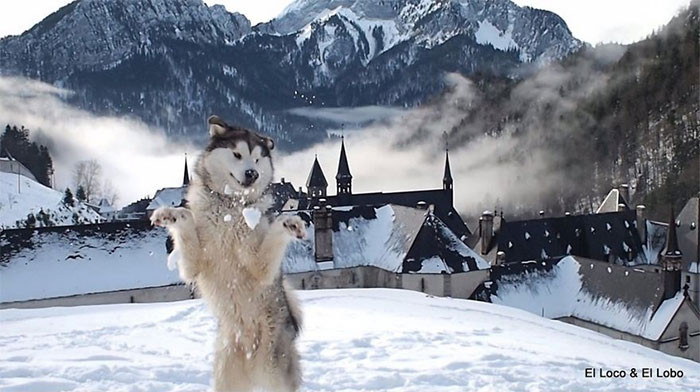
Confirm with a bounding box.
[0,124,53,187]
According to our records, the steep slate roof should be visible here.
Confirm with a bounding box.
[119,198,151,214]
[306,156,328,188]
[336,137,352,181]
[267,181,299,212]
[282,204,486,275]
[488,256,687,341]
[489,210,646,265]
[299,189,470,239]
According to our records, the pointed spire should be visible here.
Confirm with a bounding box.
[443,133,453,192]
[182,153,190,186]
[663,207,682,258]
[336,136,352,195]
[336,136,352,180]
[306,155,328,198]
[443,149,453,189]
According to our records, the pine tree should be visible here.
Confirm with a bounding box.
[76,185,87,202]
[0,124,54,187]
[63,188,75,206]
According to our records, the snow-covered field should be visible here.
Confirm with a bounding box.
[1,289,698,392]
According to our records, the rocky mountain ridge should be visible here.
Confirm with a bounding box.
[0,0,582,146]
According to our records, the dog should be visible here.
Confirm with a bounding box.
[151,115,305,392]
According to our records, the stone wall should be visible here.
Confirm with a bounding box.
[0,284,194,310]
[1,267,489,309]
[560,315,699,362]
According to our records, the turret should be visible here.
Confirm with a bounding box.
[306,155,328,198]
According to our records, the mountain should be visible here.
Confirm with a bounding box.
[434,2,699,219]
[0,0,582,147]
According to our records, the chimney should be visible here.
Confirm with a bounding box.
[313,200,333,262]
[618,203,627,212]
[480,210,494,255]
[661,208,682,300]
[496,251,506,266]
[636,205,646,242]
[619,184,630,205]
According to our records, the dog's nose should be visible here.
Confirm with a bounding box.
[245,169,259,182]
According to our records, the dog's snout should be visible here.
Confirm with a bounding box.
[245,169,259,182]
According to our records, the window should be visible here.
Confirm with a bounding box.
[679,322,689,351]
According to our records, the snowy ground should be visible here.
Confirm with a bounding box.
[1,289,698,392]
[0,172,101,229]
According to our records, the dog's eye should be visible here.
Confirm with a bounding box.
[233,152,242,159]
[255,158,259,163]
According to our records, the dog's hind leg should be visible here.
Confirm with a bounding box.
[151,207,203,283]
[213,333,255,392]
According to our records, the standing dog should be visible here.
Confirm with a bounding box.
[151,116,305,392]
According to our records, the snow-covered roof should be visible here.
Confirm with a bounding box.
[146,187,187,210]
[644,220,667,265]
[0,222,178,302]
[283,204,487,274]
[483,210,647,266]
[490,256,686,341]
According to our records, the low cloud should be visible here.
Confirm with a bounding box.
[0,76,196,207]
[277,73,576,219]
[288,105,407,126]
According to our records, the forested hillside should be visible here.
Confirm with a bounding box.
[436,2,698,219]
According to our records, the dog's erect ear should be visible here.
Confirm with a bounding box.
[263,137,275,151]
[208,115,228,137]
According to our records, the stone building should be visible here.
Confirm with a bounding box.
[282,137,482,275]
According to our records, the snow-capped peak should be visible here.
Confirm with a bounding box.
[265,0,581,64]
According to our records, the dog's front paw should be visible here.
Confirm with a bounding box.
[280,215,306,240]
[151,207,192,228]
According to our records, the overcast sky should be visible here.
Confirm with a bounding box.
[0,0,691,44]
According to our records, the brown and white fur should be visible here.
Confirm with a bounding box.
[151,115,305,392]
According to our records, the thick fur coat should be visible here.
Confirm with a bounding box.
[152,116,305,392]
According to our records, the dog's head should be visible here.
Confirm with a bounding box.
[197,115,275,202]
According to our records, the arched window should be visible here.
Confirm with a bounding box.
[679,322,689,351]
